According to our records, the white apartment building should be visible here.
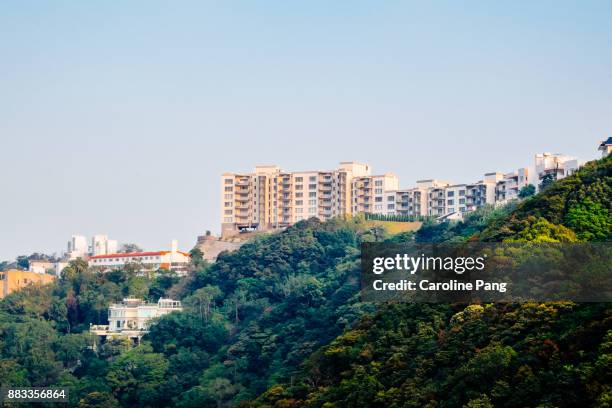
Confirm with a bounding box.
[88,240,190,275]
[91,235,118,256]
[67,235,88,259]
[496,168,529,202]
[535,153,578,189]
[90,298,182,339]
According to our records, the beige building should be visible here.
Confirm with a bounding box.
[0,269,56,299]
[221,162,373,236]
[90,298,182,339]
[221,153,580,230]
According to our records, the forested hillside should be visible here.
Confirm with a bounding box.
[0,217,383,407]
[0,156,609,407]
[252,155,612,407]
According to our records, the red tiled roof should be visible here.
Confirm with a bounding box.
[90,250,191,260]
[89,251,166,260]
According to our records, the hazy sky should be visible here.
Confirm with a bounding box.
[1,1,611,261]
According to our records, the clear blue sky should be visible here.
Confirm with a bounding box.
[1,1,610,260]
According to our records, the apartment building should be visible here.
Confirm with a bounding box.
[0,269,55,299]
[496,168,529,202]
[91,235,118,256]
[221,162,371,236]
[420,180,451,217]
[535,153,578,189]
[90,298,182,339]
[394,187,428,217]
[221,150,584,230]
[67,235,88,259]
[352,173,399,215]
[65,234,118,259]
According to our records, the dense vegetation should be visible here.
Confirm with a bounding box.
[252,155,612,407]
[0,217,384,407]
[0,156,609,407]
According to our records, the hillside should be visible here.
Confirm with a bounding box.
[252,156,612,408]
[0,217,390,407]
[0,157,609,407]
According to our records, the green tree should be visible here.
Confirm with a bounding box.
[106,343,169,407]
[119,243,143,253]
[539,173,556,190]
[518,183,536,198]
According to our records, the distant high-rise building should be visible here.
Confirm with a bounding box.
[91,235,118,256]
[67,235,88,259]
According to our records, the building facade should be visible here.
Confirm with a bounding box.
[496,168,529,202]
[88,240,190,275]
[535,153,578,190]
[0,269,55,299]
[91,235,118,256]
[28,260,55,274]
[221,153,583,231]
[90,298,182,339]
[221,162,372,236]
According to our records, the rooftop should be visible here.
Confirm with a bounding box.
[90,250,190,260]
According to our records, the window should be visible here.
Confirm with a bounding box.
[459,198,465,204]
[296,200,303,206]
[387,204,395,209]
[447,199,454,205]
[224,194,233,199]
[224,201,232,207]
[447,191,454,197]
[225,179,233,184]
[296,208,303,214]
[375,180,383,186]
[375,204,383,210]
[309,199,317,205]
[309,192,316,198]
[309,184,317,190]
[295,177,303,182]
[309,176,316,182]
[387,195,395,202]
[296,192,303,198]
[375,197,383,202]
[460,207,466,212]
[224,186,233,192]
[459,190,465,196]
[295,184,303,190]
[309,207,316,214]
[225,209,233,215]
[375,188,383,194]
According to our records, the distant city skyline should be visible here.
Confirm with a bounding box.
[1,1,611,260]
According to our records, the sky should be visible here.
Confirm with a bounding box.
[1,1,611,261]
